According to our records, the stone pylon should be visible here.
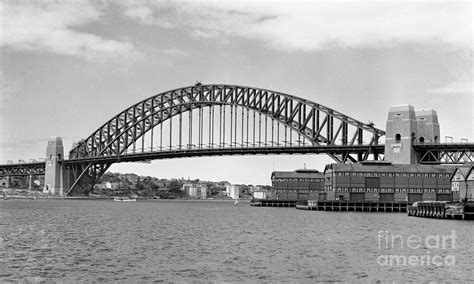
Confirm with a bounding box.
[44,137,70,196]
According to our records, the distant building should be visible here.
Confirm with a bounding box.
[182,183,207,198]
[121,174,139,185]
[271,169,325,200]
[249,186,261,193]
[183,183,195,196]
[224,184,239,199]
[324,162,454,203]
[197,185,207,199]
[450,164,474,202]
[253,189,268,200]
[105,181,119,190]
[230,186,239,199]
[223,183,232,197]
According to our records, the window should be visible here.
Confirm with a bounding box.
[395,133,401,143]
[365,177,380,188]
[419,137,425,143]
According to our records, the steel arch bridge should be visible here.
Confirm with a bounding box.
[65,83,385,195]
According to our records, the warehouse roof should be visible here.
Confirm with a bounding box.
[450,165,474,181]
[324,163,455,174]
[271,169,324,179]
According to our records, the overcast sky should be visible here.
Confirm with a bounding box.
[1,0,472,185]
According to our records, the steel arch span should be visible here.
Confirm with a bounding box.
[66,83,385,195]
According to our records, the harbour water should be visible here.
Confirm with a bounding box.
[1,199,473,282]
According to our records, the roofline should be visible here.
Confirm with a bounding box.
[450,165,474,181]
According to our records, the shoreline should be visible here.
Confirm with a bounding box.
[1,195,249,202]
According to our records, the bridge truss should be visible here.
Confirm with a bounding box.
[0,162,46,177]
[414,143,474,164]
[66,84,385,195]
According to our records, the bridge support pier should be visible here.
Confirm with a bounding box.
[5,176,10,188]
[28,175,34,190]
[44,137,72,196]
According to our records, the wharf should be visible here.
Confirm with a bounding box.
[250,199,297,207]
[408,201,474,220]
[296,200,408,213]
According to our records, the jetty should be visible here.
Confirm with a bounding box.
[296,200,408,212]
[407,201,474,220]
[250,199,297,207]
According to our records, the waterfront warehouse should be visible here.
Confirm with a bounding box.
[323,162,455,203]
[270,169,324,201]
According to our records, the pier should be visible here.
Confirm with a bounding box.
[250,199,297,207]
[296,200,408,212]
[407,201,474,220]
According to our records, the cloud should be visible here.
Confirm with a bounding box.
[0,1,139,61]
[119,1,473,51]
[1,1,470,59]
[123,4,174,28]
[430,81,474,95]
[161,48,189,57]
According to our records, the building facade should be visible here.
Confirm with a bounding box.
[226,185,239,199]
[271,169,325,200]
[252,190,268,200]
[323,162,455,203]
[182,183,207,198]
[450,165,474,202]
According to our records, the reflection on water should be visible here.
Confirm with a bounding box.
[1,199,473,282]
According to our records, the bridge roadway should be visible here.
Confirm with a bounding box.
[0,161,46,177]
[0,144,384,174]
[61,144,384,164]
[1,143,473,177]
[412,142,474,164]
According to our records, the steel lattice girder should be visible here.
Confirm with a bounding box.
[66,84,386,195]
[69,84,385,159]
[66,162,111,195]
[414,143,474,164]
[0,162,45,177]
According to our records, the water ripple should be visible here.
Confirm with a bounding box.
[1,199,473,282]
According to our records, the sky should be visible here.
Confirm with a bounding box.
[0,0,473,185]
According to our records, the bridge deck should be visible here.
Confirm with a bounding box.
[2,143,473,166]
[61,145,385,165]
[412,143,474,150]
[0,162,46,176]
[2,143,473,174]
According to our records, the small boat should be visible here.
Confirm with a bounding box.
[114,197,136,202]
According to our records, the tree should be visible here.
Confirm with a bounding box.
[168,180,182,192]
